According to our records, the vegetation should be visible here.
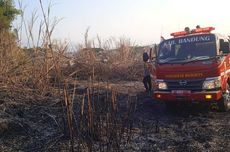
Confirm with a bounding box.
[1,1,229,152]
[0,1,147,151]
[0,0,20,30]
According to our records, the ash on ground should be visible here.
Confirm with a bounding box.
[0,81,230,152]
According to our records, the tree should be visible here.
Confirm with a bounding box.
[0,0,20,30]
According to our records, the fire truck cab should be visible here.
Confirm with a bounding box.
[153,26,230,111]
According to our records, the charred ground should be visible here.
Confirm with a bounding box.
[0,81,230,152]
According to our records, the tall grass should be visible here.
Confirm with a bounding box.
[0,0,146,151]
[71,34,144,81]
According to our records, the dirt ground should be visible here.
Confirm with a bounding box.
[0,81,230,152]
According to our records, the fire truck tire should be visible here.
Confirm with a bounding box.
[218,83,230,112]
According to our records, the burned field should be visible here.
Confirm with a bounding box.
[1,0,230,151]
[133,94,230,152]
[0,81,230,152]
[0,21,229,151]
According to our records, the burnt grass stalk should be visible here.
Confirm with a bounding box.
[62,78,138,152]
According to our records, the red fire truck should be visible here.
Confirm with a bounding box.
[153,26,230,111]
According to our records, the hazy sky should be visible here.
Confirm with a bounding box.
[13,0,230,47]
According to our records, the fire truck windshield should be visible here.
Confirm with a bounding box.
[157,34,217,64]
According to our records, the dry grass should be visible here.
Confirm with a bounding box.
[0,0,149,151]
[67,38,144,81]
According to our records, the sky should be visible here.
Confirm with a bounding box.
[13,0,230,47]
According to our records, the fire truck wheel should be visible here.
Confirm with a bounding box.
[218,83,230,112]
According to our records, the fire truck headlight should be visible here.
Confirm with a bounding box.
[202,76,221,90]
[156,80,168,90]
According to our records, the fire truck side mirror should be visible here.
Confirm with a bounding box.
[221,42,230,54]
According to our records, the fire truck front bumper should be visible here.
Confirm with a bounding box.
[154,90,222,102]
